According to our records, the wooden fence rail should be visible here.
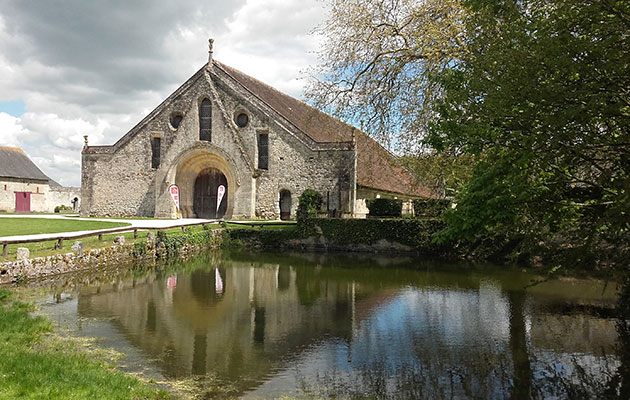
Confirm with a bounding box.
[0,220,221,257]
[0,220,295,257]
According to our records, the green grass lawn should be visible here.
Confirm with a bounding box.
[0,218,130,237]
[0,289,169,399]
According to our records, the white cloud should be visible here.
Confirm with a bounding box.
[0,112,27,146]
[0,0,328,186]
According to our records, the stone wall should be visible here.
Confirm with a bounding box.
[47,186,81,211]
[0,229,226,284]
[0,178,50,212]
[82,66,356,220]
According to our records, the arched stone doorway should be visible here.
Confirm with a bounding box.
[169,148,239,219]
[279,189,291,220]
[194,168,228,219]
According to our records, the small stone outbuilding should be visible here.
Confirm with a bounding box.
[0,146,80,213]
[81,43,435,219]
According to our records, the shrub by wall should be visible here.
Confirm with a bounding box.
[156,228,222,258]
[297,189,323,222]
[366,198,403,217]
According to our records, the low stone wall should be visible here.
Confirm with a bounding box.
[0,229,226,284]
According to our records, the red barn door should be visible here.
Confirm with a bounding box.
[15,192,31,213]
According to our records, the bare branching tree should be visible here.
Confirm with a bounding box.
[306,0,468,151]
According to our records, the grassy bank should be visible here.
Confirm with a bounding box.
[0,224,217,261]
[0,289,169,399]
[0,217,130,237]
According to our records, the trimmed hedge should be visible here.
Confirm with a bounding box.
[366,198,403,217]
[413,198,451,218]
[225,218,448,255]
[314,218,445,252]
[227,226,301,247]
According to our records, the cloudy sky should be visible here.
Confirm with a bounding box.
[0,0,328,186]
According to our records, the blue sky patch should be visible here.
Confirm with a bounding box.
[0,100,26,117]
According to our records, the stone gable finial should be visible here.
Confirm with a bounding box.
[208,38,214,65]
[83,135,88,148]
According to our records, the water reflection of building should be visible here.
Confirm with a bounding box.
[77,260,359,387]
[74,254,619,398]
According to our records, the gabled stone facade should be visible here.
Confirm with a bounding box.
[82,45,434,219]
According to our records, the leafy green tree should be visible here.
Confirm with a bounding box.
[426,0,630,267]
[401,151,475,197]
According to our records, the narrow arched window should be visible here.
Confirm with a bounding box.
[199,98,212,141]
[257,133,268,169]
[151,137,161,169]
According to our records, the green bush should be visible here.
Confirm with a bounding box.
[365,198,403,217]
[314,218,445,253]
[155,229,215,258]
[296,189,323,235]
[413,198,451,218]
[297,189,323,222]
[53,205,73,213]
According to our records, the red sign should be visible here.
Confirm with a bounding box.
[166,275,177,289]
[216,185,225,212]
[169,184,180,210]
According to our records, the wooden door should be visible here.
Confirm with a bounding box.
[193,168,228,219]
[15,192,31,213]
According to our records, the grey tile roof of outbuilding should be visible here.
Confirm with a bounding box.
[0,146,51,181]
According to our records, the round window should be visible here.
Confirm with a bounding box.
[170,113,183,129]
[235,113,249,128]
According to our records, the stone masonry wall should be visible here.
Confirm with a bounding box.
[47,186,81,211]
[213,77,355,219]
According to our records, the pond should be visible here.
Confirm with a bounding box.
[28,250,624,399]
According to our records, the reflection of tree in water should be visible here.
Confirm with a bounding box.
[295,285,624,400]
[603,274,630,398]
[527,276,630,399]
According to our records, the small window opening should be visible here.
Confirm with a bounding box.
[235,113,249,128]
[258,133,268,170]
[170,113,183,129]
[151,137,161,169]
[199,99,212,141]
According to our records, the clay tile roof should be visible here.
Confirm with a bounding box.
[215,61,436,198]
[0,146,50,182]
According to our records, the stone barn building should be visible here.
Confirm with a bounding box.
[0,146,81,213]
[81,44,434,219]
